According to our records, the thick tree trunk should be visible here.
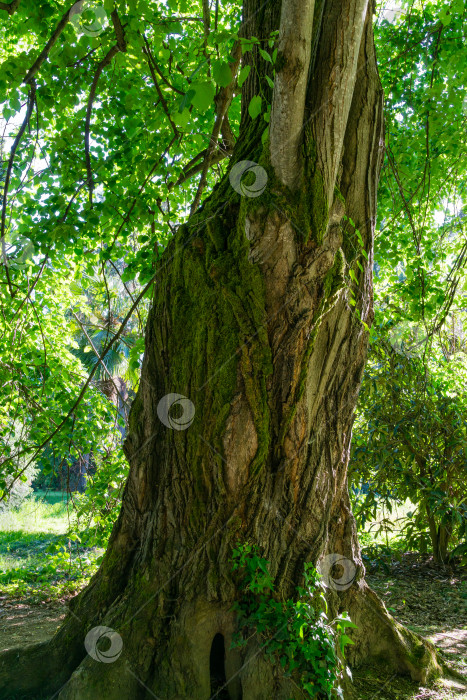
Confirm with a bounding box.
[0,1,442,698]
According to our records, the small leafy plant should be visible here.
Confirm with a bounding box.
[231,544,356,699]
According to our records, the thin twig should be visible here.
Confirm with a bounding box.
[106,135,177,254]
[108,259,143,331]
[71,311,131,410]
[85,45,120,204]
[1,79,36,296]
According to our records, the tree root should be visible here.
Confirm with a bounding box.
[0,623,84,699]
[344,581,442,684]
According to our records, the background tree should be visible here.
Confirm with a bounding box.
[349,0,467,568]
[350,333,467,563]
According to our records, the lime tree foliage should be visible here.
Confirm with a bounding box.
[231,545,356,700]
[373,0,467,352]
[0,0,242,515]
[349,1,467,563]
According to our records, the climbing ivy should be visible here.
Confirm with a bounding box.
[231,544,356,699]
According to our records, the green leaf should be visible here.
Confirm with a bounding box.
[179,89,195,113]
[173,107,190,129]
[340,634,355,648]
[259,48,272,63]
[237,64,251,88]
[191,81,215,112]
[248,95,262,120]
[212,60,232,87]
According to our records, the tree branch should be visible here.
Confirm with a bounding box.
[24,5,75,84]
[111,8,127,51]
[270,0,315,189]
[173,147,231,190]
[141,48,184,95]
[221,114,236,152]
[307,0,371,202]
[142,39,180,137]
[190,41,241,214]
[0,0,21,16]
[85,45,120,205]
[202,0,211,70]
[1,79,36,296]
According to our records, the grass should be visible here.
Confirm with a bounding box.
[0,490,103,601]
[0,490,70,532]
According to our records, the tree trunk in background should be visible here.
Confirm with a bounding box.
[437,525,451,564]
[0,1,442,698]
[426,502,452,563]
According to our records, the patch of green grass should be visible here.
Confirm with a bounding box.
[0,490,70,534]
[0,491,102,601]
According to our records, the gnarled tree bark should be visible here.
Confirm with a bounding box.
[0,1,442,698]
